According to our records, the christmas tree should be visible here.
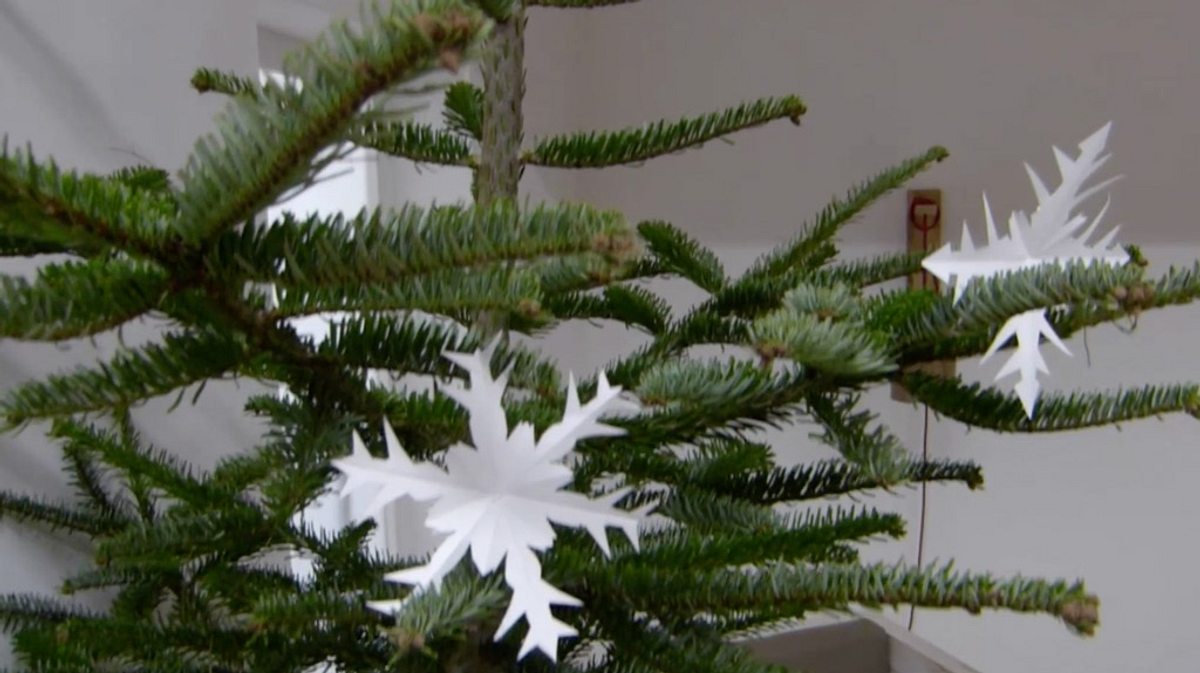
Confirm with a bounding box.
[1,0,1198,670]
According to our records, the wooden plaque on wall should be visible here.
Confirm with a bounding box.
[892,189,956,402]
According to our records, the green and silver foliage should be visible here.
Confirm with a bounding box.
[0,0,1196,671]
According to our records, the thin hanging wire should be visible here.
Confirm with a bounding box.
[908,403,932,631]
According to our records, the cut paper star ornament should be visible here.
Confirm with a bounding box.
[922,123,1129,417]
[332,345,644,662]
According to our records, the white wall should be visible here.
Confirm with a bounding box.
[559,2,1200,672]
[3,1,1199,672]
[567,0,1200,248]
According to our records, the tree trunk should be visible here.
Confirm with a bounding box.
[475,7,525,207]
[472,7,527,337]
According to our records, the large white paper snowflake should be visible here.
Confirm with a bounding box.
[922,123,1129,416]
[332,344,643,661]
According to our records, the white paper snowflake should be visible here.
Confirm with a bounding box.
[922,123,1129,416]
[332,343,644,661]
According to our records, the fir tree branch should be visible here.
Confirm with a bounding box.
[376,390,461,457]
[206,453,276,497]
[468,0,517,20]
[59,564,176,597]
[902,373,1200,432]
[243,395,373,482]
[0,233,69,257]
[0,328,248,428]
[193,68,476,166]
[0,260,167,341]
[52,421,216,508]
[94,506,276,570]
[110,580,171,621]
[775,280,862,319]
[6,627,93,670]
[894,261,1143,353]
[255,433,362,519]
[501,267,665,335]
[526,96,805,168]
[303,519,391,585]
[619,441,982,503]
[0,144,390,428]
[1047,260,1200,340]
[531,248,657,299]
[0,143,175,259]
[637,220,725,293]
[319,313,561,396]
[602,561,1098,636]
[108,166,173,194]
[249,588,376,635]
[387,571,509,644]
[705,274,797,320]
[646,490,776,534]
[805,394,910,481]
[109,408,161,524]
[528,0,642,6]
[220,201,633,291]
[633,359,802,434]
[815,251,928,288]
[741,147,949,282]
[190,68,258,96]
[901,262,1200,365]
[18,617,250,672]
[750,308,895,377]
[608,236,926,390]
[603,312,750,388]
[175,1,486,243]
[599,361,813,467]
[614,507,904,569]
[0,492,120,536]
[590,612,787,673]
[198,564,301,614]
[673,438,776,480]
[200,225,567,432]
[744,286,879,373]
[268,266,543,320]
[253,410,358,513]
[61,436,127,517]
[702,458,984,503]
[543,284,672,334]
[0,595,99,633]
[556,658,660,673]
[349,119,474,166]
[443,81,484,139]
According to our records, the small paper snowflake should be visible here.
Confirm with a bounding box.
[332,343,643,661]
[922,123,1129,416]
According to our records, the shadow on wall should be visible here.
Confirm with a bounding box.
[0,3,134,169]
